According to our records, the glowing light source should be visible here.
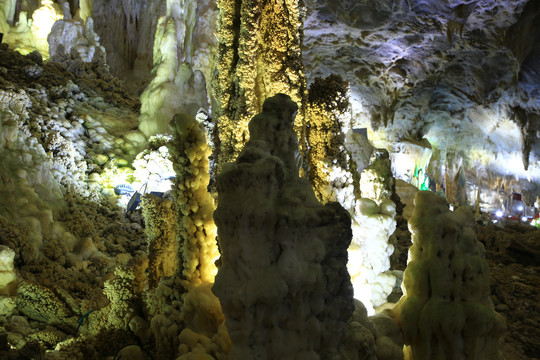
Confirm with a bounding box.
[414,166,430,191]
[521,216,528,222]
[31,0,63,40]
[495,210,503,217]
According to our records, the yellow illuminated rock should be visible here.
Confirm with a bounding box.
[305,74,351,203]
[141,194,177,288]
[169,113,219,288]
[213,0,308,171]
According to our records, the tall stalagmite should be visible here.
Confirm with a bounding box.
[168,113,219,288]
[213,94,354,359]
[396,191,506,360]
[213,0,308,170]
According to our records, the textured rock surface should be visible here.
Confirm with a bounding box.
[306,74,353,204]
[141,194,177,288]
[169,113,219,288]
[476,222,540,360]
[0,2,538,359]
[348,198,397,313]
[396,191,506,360]
[347,150,398,312]
[303,0,540,200]
[91,0,217,95]
[0,245,16,296]
[47,17,105,63]
[213,94,354,359]
[213,0,308,170]
[137,0,213,137]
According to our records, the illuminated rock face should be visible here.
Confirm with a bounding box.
[347,150,398,313]
[169,113,219,288]
[47,17,105,62]
[91,0,164,92]
[92,0,217,95]
[0,245,16,296]
[214,0,308,170]
[141,195,177,288]
[397,191,506,360]
[0,0,63,57]
[137,0,217,137]
[303,0,540,201]
[213,94,354,359]
[306,74,352,204]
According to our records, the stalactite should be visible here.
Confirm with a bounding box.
[92,0,165,91]
[137,0,215,137]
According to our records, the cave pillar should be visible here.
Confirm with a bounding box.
[168,113,220,289]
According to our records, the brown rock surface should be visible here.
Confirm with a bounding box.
[477,223,540,360]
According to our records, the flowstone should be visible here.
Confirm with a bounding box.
[213,94,354,359]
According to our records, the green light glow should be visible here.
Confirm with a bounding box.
[414,166,430,191]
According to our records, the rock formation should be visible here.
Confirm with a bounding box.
[213,93,354,359]
[396,191,506,360]
[213,0,308,170]
[169,113,219,288]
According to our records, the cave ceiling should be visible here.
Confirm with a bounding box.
[302,0,540,190]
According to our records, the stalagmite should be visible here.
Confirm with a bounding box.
[168,113,219,288]
[213,94,354,359]
[345,149,398,314]
[396,191,506,360]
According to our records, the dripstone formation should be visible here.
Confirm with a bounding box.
[213,94,354,359]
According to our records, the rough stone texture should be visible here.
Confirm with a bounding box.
[306,74,352,204]
[15,281,76,329]
[92,0,217,95]
[47,17,105,63]
[396,191,506,360]
[213,0,308,170]
[476,222,540,360]
[91,0,166,94]
[141,194,177,288]
[303,0,540,200]
[136,0,215,138]
[213,94,354,359]
[0,245,16,296]
[168,113,219,288]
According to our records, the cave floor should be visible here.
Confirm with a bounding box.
[478,223,540,360]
